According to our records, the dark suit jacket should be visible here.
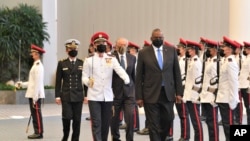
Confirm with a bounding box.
[135,45,183,103]
[112,53,136,99]
[55,58,84,102]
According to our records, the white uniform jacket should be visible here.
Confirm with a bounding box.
[22,60,45,101]
[216,55,239,109]
[183,55,202,102]
[82,53,130,102]
[178,55,186,85]
[200,56,218,103]
[239,54,250,88]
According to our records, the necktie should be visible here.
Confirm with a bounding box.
[157,49,163,69]
[71,61,75,66]
[120,55,125,69]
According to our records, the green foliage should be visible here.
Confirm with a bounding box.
[0,4,49,83]
[0,83,15,90]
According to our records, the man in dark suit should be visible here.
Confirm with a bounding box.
[135,28,183,141]
[55,39,84,141]
[111,37,137,141]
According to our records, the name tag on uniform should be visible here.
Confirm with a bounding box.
[62,68,68,70]
[78,66,83,70]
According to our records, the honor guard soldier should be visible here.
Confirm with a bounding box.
[199,39,219,141]
[82,32,130,141]
[234,40,245,125]
[16,44,45,139]
[183,40,203,141]
[172,38,191,141]
[239,41,250,125]
[216,36,240,141]
[55,39,84,141]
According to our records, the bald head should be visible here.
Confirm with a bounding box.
[115,37,128,54]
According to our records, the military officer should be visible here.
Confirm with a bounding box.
[82,32,130,141]
[16,44,45,139]
[174,38,191,141]
[216,36,240,141]
[183,40,203,141]
[55,39,84,141]
[239,41,250,125]
[199,39,219,141]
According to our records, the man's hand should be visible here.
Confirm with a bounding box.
[55,98,61,105]
[175,95,182,104]
[136,100,144,107]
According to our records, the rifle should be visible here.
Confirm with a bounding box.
[207,42,220,95]
[192,45,207,93]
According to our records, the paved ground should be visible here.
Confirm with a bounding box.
[1,103,245,141]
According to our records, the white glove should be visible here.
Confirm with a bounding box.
[210,101,218,107]
[124,78,130,85]
[15,81,23,89]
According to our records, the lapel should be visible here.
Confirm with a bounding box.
[148,46,160,69]
[162,45,168,69]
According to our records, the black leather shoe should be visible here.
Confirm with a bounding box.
[85,116,91,120]
[28,133,43,139]
[165,136,173,141]
[136,128,149,135]
[134,128,139,132]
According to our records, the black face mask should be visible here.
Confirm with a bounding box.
[243,50,247,56]
[177,49,181,56]
[205,50,211,58]
[186,51,191,58]
[97,44,106,53]
[152,39,163,48]
[219,49,225,57]
[68,50,78,57]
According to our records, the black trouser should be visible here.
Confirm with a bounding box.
[111,96,135,141]
[202,103,219,141]
[241,88,250,124]
[218,103,234,141]
[144,87,174,141]
[61,101,83,141]
[186,101,203,141]
[118,104,140,130]
[28,98,43,135]
[234,91,243,124]
[88,101,112,141]
[174,102,190,140]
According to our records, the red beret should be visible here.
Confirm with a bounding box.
[205,39,218,48]
[177,38,187,47]
[164,40,174,47]
[221,36,240,49]
[234,40,243,49]
[31,44,45,53]
[243,41,250,48]
[143,40,151,47]
[200,37,206,43]
[186,40,201,50]
[91,32,109,43]
[128,41,140,49]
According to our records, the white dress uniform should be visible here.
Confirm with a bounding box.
[183,55,202,102]
[178,55,186,85]
[22,60,45,101]
[239,54,250,89]
[200,56,217,103]
[82,53,130,101]
[216,55,239,109]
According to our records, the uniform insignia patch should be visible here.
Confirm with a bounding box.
[62,68,69,70]
[36,62,39,65]
[228,58,232,62]
[213,59,217,62]
[194,58,197,61]
[105,58,112,65]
